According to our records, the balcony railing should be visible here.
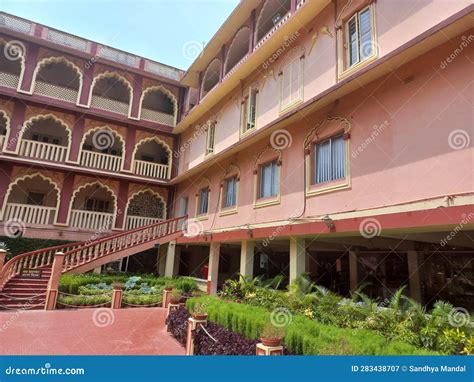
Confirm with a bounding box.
[90,95,129,115]
[70,209,114,230]
[125,216,162,230]
[0,71,20,89]
[0,135,5,151]
[140,108,175,126]
[4,203,56,225]
[132,159,170,180]
[80,150,123,172]
[19,139,68,162]
[254,12,291,52]
[34,81,78,103]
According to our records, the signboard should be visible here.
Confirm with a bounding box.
[20,268,43,279]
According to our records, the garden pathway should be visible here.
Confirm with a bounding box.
[0,307,185,355]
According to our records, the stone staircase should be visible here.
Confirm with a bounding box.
[0,216,187,310]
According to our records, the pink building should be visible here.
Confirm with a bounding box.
[0,0,473,310]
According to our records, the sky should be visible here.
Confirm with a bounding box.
[0,0,239,70]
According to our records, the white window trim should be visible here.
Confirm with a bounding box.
[253,160,281,209]
[279,55,304,114]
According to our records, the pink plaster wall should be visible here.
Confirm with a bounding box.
[174,36,473,229]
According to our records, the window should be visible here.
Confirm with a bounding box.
[223,176,238,208]
[241,88,257,133]
[84,198,110,213]
[280,56,303,111]
[27,192,45,206]
[179,196,188,216]
[346,7,374,68]
[314,135,346,184]
[259,160,279,199]
[205,122,215,155]
[198,187,210,215]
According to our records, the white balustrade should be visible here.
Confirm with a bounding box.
[70,210,114,230]
[19,139,68,162]
[0,71,20,89]
[34,81,79,103]
[133,159,170,179]
[140,108,175,126]
[125,216,162,230]
[4,203,56,225]
[0,135,5,151]
[80,150,123,172]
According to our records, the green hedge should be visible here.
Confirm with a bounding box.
[186,296,437,355]
[0,236,73,261]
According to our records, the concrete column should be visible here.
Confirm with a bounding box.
[68,116,85,162]
[289,237,306,282]
[349,250,359,291]
[407,251,422,302]
[157,244,167,276]
[78,42,97,106]
[93,267,102,274]
[240,240,254,277]
[207,242,220,295]
[18,43,39,93]
[114,181,129,230]
[122,126,136,172]
[130,75,143,119]
[165,241,177,277]
[5,101,26,153]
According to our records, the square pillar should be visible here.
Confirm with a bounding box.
[240,240,254,277]
[165,241,179,277]
[349,250,359,291]
[157,244,167,276]
[407,251,422,302]
[289,237,306,282]
[55,173,75,225]
[207,242,220,295]
[114,181,129,230]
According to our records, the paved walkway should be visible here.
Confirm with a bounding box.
[0,307,185,355]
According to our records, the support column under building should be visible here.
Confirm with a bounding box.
[289,237,307,283]
[240,240,254,277]
[207,242,220,295]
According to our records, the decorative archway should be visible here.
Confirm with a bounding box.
[0,173,61,224]
[224,27,250,75]
[201,58,221,97]
[0,39,26,91]
[131,136,172,179]
[89,71,133,116]
[30,56,83,103]
[255,0,291,44]
[124,189,167,230]
[139,85,177,126]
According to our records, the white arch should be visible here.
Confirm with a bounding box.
[201,58,221,97]
[132,136,172,163]
[0,108,11,152]
[224,27,250,74]
[124,188,168,222]
[78,125,126,171]
[138,85,178,126]
[15,113,72,157]
[88,71,134,117]
[67,180,118,229]
[0,38,26,93]
[30,56,83,104]
[0,172,61,222]
[255,0,291,44]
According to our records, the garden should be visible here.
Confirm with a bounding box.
[57,273,201,308]
[166,274,474,356]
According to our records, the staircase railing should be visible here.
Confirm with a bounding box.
[61,215,187,272]
[0,215,187,290]
[0,241,84,290]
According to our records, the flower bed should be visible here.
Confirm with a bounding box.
[185,296,437,355]
[217,275,474,355]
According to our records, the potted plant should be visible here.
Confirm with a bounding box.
[169,289,182,304]
[260,322,285,347]
[190,302,208,320]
